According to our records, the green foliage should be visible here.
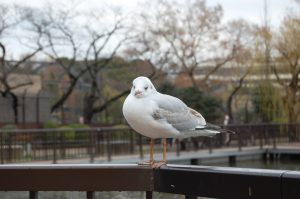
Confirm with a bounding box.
[158,84,224,122]
[1,124,18,131]
[252,83,286,123]
[1,124,18,143]
[43,120,60,129]
[67,123,89,129]
[68,123,90,141]
[42,122,90,141]
[58,126,76,141]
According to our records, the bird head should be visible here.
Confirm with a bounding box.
[131,76,156,98]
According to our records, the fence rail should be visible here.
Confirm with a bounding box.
[0,123,300,164]
[0,164,299,199]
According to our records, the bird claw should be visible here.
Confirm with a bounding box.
[137,160,167,168]
[151,161,167,168]
[137,160,155,166]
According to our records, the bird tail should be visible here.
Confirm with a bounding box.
[195,123,235,135]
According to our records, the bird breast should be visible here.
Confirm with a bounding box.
[122,95,178,138]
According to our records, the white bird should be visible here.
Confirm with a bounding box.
[122,76,232,167]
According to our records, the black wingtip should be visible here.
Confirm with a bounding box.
[196,123,236,134]
[219,129,236,134]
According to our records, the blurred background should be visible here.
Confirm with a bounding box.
[0,0,299,128]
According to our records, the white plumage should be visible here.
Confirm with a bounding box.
[122,76,222,139]
[122,76,234,167]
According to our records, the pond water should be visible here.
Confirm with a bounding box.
[203,156,300,170]
[1,158,299,199]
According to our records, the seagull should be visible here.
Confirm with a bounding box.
[122,76,233,167]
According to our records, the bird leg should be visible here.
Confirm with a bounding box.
[152,138,167,168]
[138,138,155,166]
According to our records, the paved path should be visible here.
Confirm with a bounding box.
[8,145,299,165]
[12,146,264,165]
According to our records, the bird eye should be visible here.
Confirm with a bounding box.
[144,86,148,90]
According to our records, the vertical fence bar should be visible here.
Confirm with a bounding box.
[176,139,180,157]
[53,130,57,164]
[208,138,212,154]
[238,133,242,151]
[106,131,111,162]
[89,130,95,163]
[0,132,3,164]
[295,124,300,145]
[139,134,144,160]
[29,191,38,199]
[86,191,94,199]
[60,131,65,159]
[265,124,269,145]
[129,132,134,154]
[259,129,263,149]
[8,132,12,163]
[146,191,153,199]
[272,128,277,149]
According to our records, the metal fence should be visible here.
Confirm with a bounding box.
[0,123,299,164]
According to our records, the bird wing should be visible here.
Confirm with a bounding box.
[150,93,206,131]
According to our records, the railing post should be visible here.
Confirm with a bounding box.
[146,191,153,199]
[139,134,144,160]
[29,191,38,199]
[86,191,94,199]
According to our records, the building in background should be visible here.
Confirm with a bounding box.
[0,74,51,127]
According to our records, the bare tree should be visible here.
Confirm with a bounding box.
[223,20,255,123]
[272,15,300,124]
[0,5,42,123]
[82,14,129,123]
[25,3,135,124]
[137,0,237,88]
[23,5,90,115]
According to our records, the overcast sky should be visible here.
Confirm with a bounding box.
[0,0,298,59]
[1,0,296,25]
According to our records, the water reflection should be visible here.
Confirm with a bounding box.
[205,158,300,170]
[0,191,186,199]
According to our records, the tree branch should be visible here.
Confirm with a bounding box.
[92,89,130,114]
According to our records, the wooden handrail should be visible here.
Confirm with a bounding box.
[0,164,299,199]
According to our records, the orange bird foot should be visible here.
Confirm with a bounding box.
[151,161,167,168]
[137,160,155,166]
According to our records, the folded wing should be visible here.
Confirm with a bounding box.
[150,93,206,131]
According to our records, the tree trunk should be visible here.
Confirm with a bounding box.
[83,94,97,124]
[8,92,19,124]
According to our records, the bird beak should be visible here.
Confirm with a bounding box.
[134,90,142,96]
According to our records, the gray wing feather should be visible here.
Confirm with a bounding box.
[150,93,206,131]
